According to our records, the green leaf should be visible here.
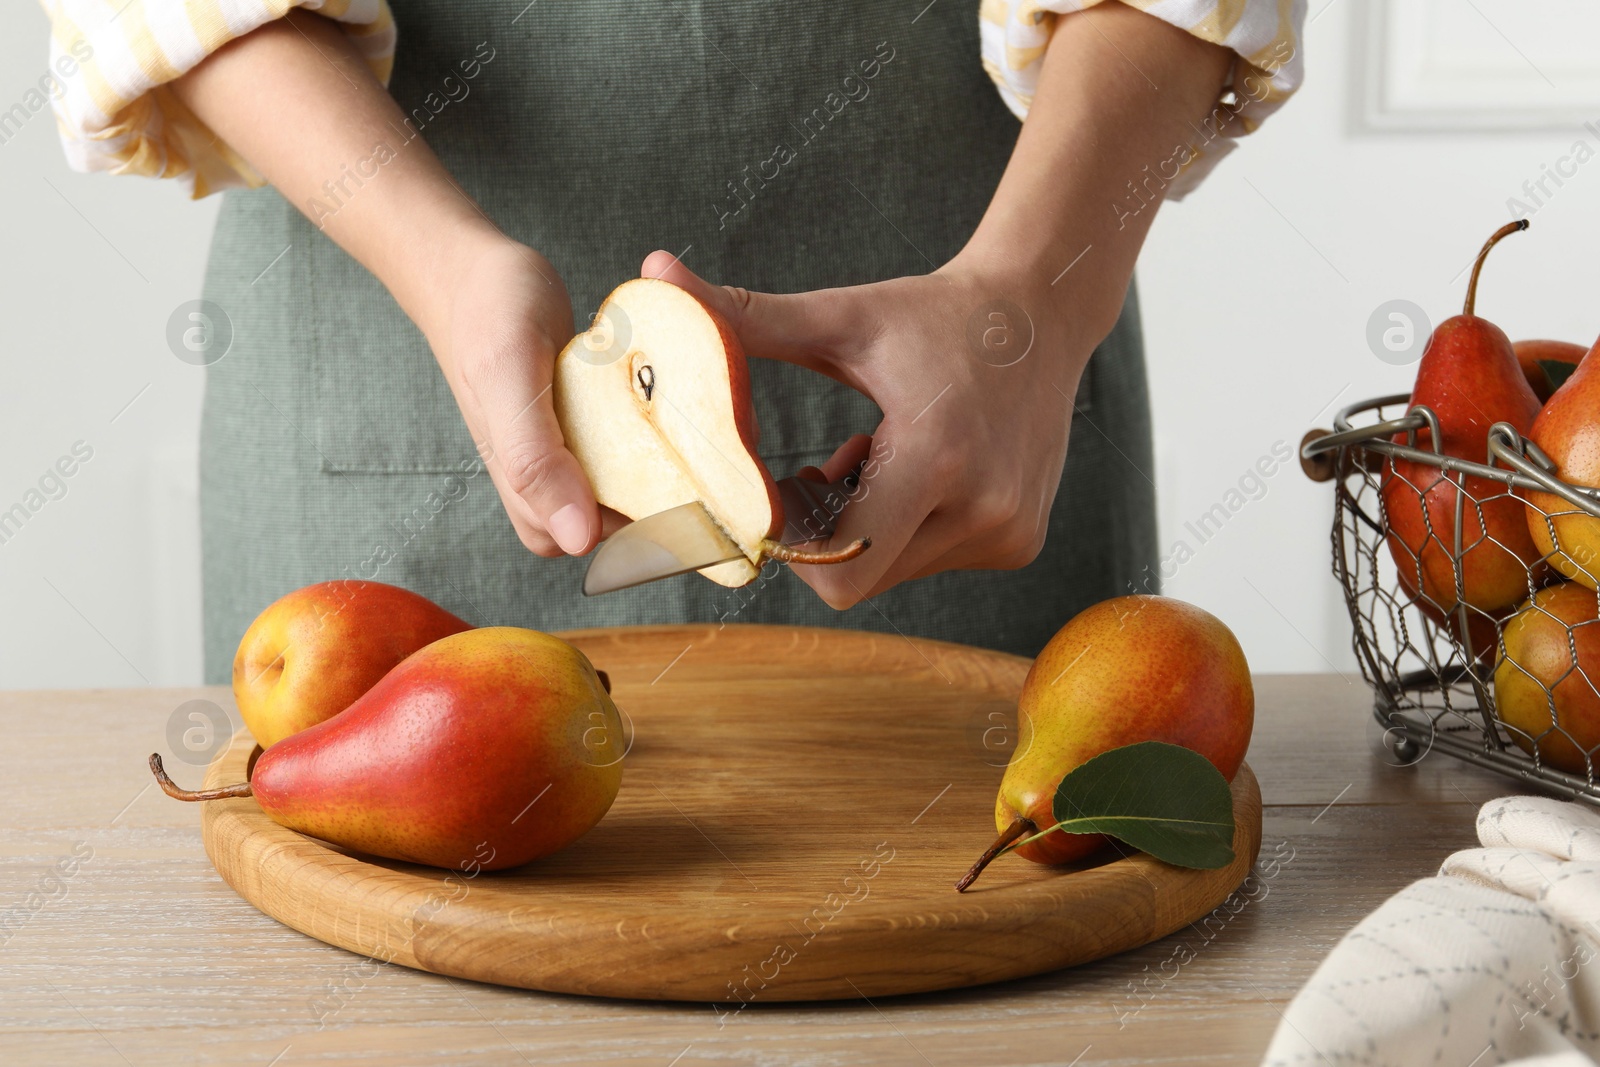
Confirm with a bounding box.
[1015,741,1236,870]
[1540,359,1580,394]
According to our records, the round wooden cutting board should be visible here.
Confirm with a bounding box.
[201,623,1261,1003]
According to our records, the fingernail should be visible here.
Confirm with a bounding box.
[549,504,590,555]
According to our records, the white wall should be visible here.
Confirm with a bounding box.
[1,1,1592,687]
[1,4,216,689]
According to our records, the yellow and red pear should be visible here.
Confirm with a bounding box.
[158,627,623,871]
[1381,222,1545,617]
[233,580,472,748]
[968,596,1253,881]
[1494,582,1600,773]
[1525,341,1600,589]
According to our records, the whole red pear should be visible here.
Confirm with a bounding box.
[246,627,623,871]
[1382,222,1545,617]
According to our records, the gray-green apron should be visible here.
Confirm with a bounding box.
[198,0,1159,683]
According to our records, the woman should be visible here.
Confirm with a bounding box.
[42,0,1301,681]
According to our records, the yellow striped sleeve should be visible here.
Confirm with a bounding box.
[980,0,1305,199]
[35,0,396,198]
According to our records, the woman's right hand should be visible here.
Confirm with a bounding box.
[428,234,607,558]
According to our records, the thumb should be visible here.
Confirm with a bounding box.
[640,250,864,379]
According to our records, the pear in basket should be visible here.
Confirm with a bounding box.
[1494,582,1600,775]
[1381,221,1545,619]
[1513,338,1586,403]
[1524,342,1600,590]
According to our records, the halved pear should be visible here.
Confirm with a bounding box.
[554,278,868,588]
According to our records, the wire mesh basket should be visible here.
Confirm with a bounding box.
[1302,395,1600,799]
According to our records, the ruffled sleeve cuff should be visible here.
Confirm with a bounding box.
[38,0,396,198]
[979,0,1304,199]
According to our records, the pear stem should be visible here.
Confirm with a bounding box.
[954,815,1037,893]
[148,753,252,802]
[762,537,871,565]
[1463,219,1528,317]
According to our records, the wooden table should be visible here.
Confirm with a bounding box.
[0,675,1526,1065]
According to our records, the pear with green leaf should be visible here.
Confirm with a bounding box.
[958,596,1254,890]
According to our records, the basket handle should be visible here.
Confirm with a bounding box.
[1301,408,1600,520]
[1486,423,1600,520]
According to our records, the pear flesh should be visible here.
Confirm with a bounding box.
[554,279,780,587]
[554,279,867,588]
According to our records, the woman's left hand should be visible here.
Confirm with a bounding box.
[642,250,1108,609]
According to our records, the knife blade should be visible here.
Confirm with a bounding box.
[581,501,745,596]
[582,473,858,596]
